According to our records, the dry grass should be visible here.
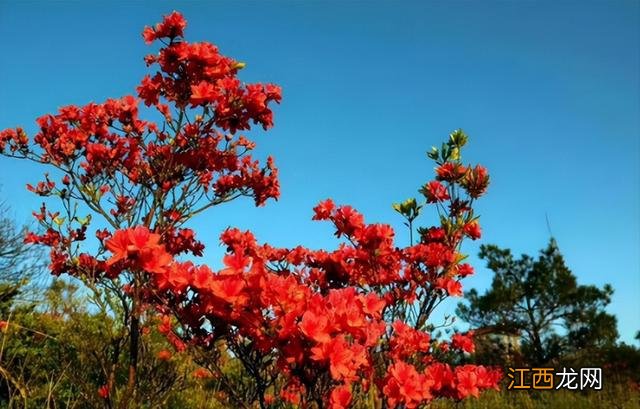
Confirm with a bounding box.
[430,386,640,409]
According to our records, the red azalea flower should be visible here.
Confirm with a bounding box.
[299,310,332,344]
[156,349,172,361]
[463,221,482,240]
[312,198,335,220]
[190,81,219,106]
[209,275,246,305]
[139,246,173,274]
[462,165,490,198]
[329,385,352,409]
[421,180,450,203]
[142,11,187,44]
[451,332,475,353]
[383,361,433,408]
[192,367,213,379]
[456,366,480,399]
[436,162,467,181]
[105,226,173,274]
[98,385,109,399]
[436,277,463,297]
[457,263,474,277]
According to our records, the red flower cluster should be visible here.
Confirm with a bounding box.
[436,162,467,182]
[142,11,186,44]
[383,361,434,408]
[98,385,109,399]
[0,127,28,153]
[451,331,476,353]
[421,180,450,203]
[461,165,490,199]
[138,12,281,132]
[105,226,172,274]
[111,179,498,407]
[3,11,282,286]
[379,360,500,407]
[1,11,500,408]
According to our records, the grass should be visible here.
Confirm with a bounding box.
[430,386,640,409]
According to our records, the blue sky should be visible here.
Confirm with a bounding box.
[0,1,638,344]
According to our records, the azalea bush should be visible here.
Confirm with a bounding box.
[0,11,500,408]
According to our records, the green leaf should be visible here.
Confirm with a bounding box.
[427,146,439,160]
[450,147,460,161]
[449,129,468,148]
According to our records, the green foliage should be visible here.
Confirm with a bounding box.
[0,279,201,408]
[457,238,618,366]
[428,128,468,163]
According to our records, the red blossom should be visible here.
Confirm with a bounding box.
[189,81,219,106]
[98,385,109,399]
[105,227,173,275]
[329,385,352,409]
[312,198,335,220]
[457,263,474,277]
[455,365,480,399]
[421,180,450,203]
[436,162,467,182]
[463,221,482,240]
[451,332,475,353]
[192,367,213,379]
[436,277,463,297]
[383,361,434,408]
[299,309,332,344]
[462,165,490,198]
[1,9,499,407]
[142,11,187,44]
[156,349,173,361]
[390,321,431,360]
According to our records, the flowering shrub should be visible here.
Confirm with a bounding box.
[1,11,500,408]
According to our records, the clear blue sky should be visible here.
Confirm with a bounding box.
[0,1,638,344]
